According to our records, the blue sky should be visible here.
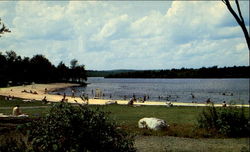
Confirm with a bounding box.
[0,1,249,70]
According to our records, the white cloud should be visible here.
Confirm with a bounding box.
[11,1,73,40]
[0,1,249,70]
[92,14,129,41]
[235,43,247,52]
[130,11,165,37]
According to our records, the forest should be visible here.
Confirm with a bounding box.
[105,66,249,78]
[0,51,87,87]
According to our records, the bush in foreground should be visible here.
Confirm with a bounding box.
[197,104,249,137]
[0,103,136,152]
[28,103,136,152]
[0,137,27,152]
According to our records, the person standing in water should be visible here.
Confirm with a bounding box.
[72,89,75,98]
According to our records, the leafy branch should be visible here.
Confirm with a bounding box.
[0,18,11,37]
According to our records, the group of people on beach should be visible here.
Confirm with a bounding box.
[5,95,14,101]
[127,94,150,106]
[80,93,89,102]
[205,98,227,107]
[53,88,230,107]
[22,89,38,95]
[9,86,231,108]
[58,89,89,104]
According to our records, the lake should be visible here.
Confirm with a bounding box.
[57,78,249,104]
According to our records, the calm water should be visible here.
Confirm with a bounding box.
[57,78,249,104]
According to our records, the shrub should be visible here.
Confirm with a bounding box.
[27,103,136,152]
[197,104,249,137]
[0,137,27,152]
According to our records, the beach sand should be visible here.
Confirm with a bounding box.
[0,83,249,107]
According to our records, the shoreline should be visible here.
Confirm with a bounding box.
[0,83,249,107]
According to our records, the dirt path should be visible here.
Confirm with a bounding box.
[134,136,249,152]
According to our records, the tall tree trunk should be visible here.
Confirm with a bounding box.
[222,0,250,51]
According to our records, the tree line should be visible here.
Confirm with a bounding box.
[0,51,87,87]
[87,70,137,77]
[105,66,249,78]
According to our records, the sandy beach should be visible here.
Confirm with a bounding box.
[0,83,249,107]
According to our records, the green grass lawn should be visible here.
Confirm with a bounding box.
[0,96,50,117]
[89,104,250,138]
[1,98,249,137]
[0,96,45,107]
[1,104,203,130]
[97,105,203,125]
[0,96,203,126]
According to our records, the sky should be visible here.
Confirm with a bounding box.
[0,1,249,70]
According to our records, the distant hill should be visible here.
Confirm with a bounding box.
[103,66,249,78]
[86,70,137,77]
